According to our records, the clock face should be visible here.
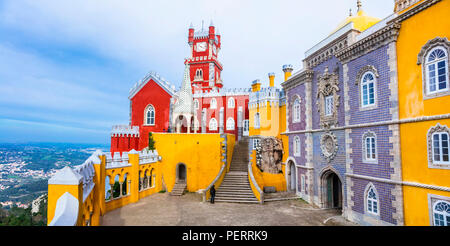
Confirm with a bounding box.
[196,42,207,52]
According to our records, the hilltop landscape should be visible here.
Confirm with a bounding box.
[0,143,109,207]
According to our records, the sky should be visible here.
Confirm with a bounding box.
[0,0,394,144]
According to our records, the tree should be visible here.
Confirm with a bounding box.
[148,132,156,150]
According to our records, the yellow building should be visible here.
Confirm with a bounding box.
[47,133,235,226]
[396,0,450,226]
[247,66,292,193]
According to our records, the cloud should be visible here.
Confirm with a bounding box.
[0,0,395,143]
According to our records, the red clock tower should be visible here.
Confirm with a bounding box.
[185,21,223,93]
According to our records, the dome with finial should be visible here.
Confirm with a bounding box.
[331,0,380,34]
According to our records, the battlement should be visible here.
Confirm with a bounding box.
[111,125,139,137]
[105,149,161,169]
[249,86,286,108]
[129,71,177,99]
[193,87,251,98]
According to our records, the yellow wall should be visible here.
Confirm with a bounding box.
[153,133,234,193]
[249,149,286,192]
[47,183,83,225]
[397,0,450,119]
[249,102,283,137]
[396,0,450,226]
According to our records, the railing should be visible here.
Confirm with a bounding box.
[202,163,227,202]
[248,161,264,204]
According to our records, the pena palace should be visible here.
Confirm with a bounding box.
[47,0,450,227]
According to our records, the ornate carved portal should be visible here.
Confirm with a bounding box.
[317,67,340,129]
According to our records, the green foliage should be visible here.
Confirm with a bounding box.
[0,200,47,226]
[148,132,156,150]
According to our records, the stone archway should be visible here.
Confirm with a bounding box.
[287,160,297,193]
[176,163,187,183]
[320,169,343,209]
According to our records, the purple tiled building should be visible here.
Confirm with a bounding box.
[281,5,404,225]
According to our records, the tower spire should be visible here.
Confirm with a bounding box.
[357,0,362,12]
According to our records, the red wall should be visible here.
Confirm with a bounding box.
[130,79,173,150]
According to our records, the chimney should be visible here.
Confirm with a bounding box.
[251,79,261,92]
[282,64,293,82]
[268,73,275,87]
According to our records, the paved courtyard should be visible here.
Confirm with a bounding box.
[100,192,357,226]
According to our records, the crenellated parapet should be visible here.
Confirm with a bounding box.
[249,87,286,108]
[192,87,251,98]
[111,125,140,137]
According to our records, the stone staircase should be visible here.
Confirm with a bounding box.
[170,182,186,196]
[215,137,259,204]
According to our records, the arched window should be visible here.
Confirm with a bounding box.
[254,113,260,129]
[226,117,235,130]
[433,200,450,226]
[294,136,301,157]
[426,47,448,94]
[210,98,217,109]
[361,72,376,107]
[122,173,128,196]
[228,97,235,108]
[293,98,301,123]
[363,132,377,162]
[432,132,449,164]
[194,69,203,81]
[194,99,199,110]
[145,105,155,125]
[209,118,218,131]
[428,124,450,168]
[105,176,111,200]
[366,185,379,215]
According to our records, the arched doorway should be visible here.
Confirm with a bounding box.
[175,115,188,133]
[176,163,187,183]
[321,170,342,209]
[287,160,297,193]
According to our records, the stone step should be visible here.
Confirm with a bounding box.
[216,190,255,195]
[215,193,256,198]
[214,199,259,204]
[215,197,258,201]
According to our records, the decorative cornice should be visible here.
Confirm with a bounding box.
[392,0,442,23]
[281,69,314,91]
[336,22,401,64]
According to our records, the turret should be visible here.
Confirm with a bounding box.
[268,73,275,87]
[188,23,194,44]
[209,20,215,40]
[252,79,261,92]
[282,64,293,82]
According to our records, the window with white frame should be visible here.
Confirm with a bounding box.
[325,95,333,116]
[432,132,449,164]
[210,98,217,109]
[228,97,235,108]
[145,105,155,125]
[425,47,448,95]
[226,117,235,130]
[254,113,260,129]
[363,132,377,162]
[293,98,301,123]
[209,118,218,131]
[253,138,260,150]
[432,200,450,226]
[366,185,379,215]
[294,136,301,157]
[361,72,376,107]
